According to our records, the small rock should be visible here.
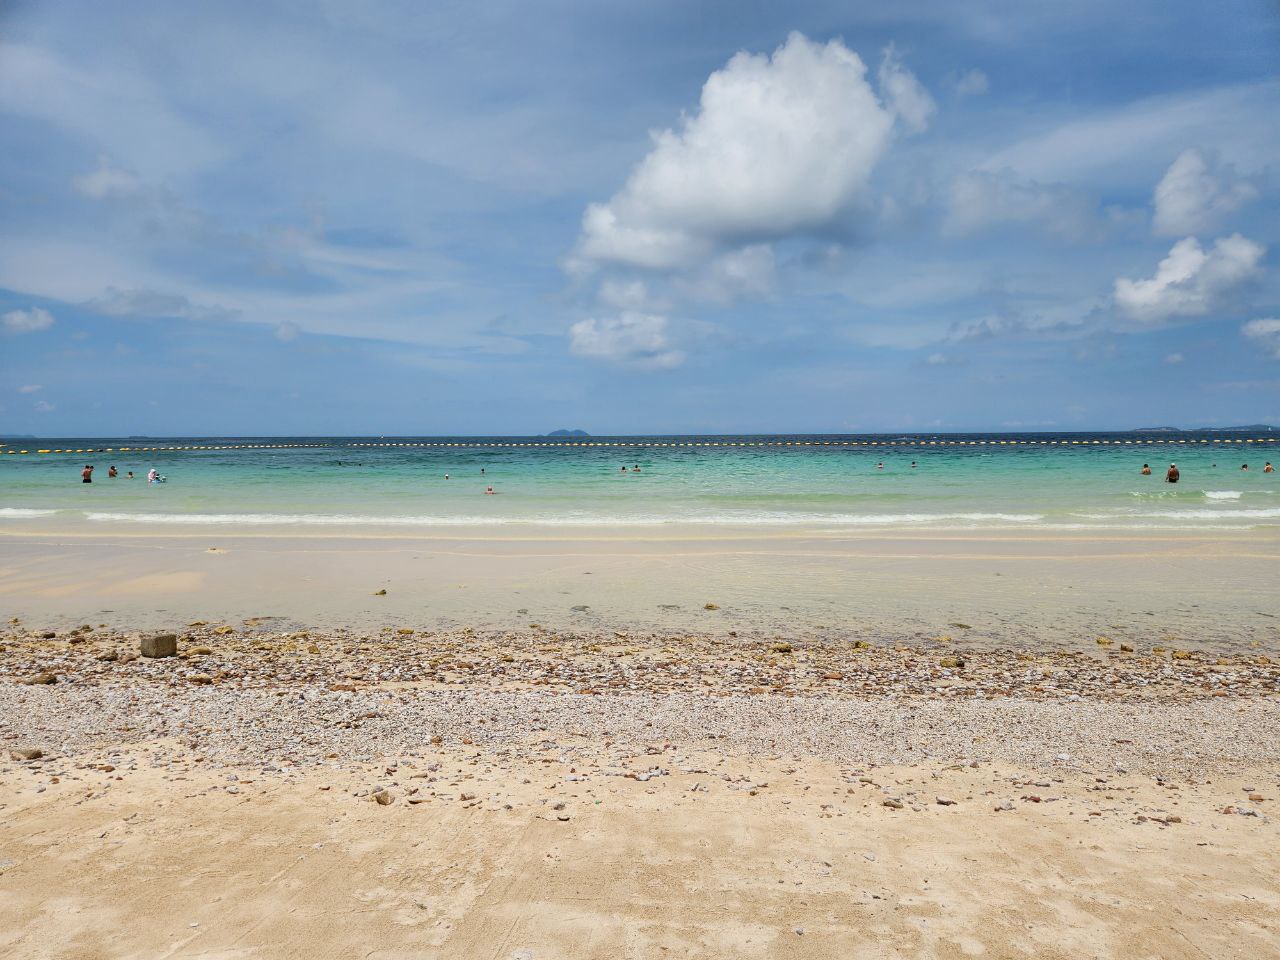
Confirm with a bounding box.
[936,796,957,806]
[770,642,793,653]
[140,634,178,658]
[24,672,58,685]
[704,603,720,610]
[373,589,387,596]
[10,747,43,761]
[372,789,393,805]
[882,798,903,809]
[994,801,1014,812]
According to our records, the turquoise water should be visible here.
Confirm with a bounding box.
[2,434,1278,533]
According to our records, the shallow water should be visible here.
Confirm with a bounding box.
[2,432,1278,534]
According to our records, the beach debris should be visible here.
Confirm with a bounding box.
[373,589,387,596]
[704,603,720,610]
[140,634,178,658]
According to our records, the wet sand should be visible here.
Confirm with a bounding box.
[1,527,1278,650]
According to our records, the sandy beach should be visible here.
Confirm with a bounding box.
[2,598,1278,958]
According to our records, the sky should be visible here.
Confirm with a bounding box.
[1,0,1278,437]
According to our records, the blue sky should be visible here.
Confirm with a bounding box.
[1,0,1278,436]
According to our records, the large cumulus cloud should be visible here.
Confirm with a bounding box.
[571,33,923,274]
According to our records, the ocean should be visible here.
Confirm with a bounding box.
[2,432,1278,534]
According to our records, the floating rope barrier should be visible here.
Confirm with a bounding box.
[2,437,1276,455]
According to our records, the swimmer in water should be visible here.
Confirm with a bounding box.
[108,465,118,478]
[485,485,496,495]
[126,471,134,479]
[910,461,917,468]
[876,461,884,470]
[1141,463,1152,475]
[1266,461,1274,473]
[444,473,450,479]
[147,468,159,483]
[1241,463,1249,471]
[81,464,93,483]
[1165,463,1180,484]
[632,465,641,473]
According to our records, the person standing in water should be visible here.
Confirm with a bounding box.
[1266,461,1274,473]
[1141,463,1152,475]
[1165,463,1180,484]
[108,465,118,478]
[81,464,93,483]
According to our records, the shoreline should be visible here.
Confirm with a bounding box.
[2,530,1277,649]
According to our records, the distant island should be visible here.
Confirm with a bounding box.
[545,429,590,437]
[1133,425,1277,433]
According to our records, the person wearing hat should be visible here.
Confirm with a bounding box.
[1165,463,1180,484]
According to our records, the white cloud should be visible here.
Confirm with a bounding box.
[33,400,54,413]
[87,287,239,323]
[597,279,658,311]
[72,156,143,199]
[2,307,55,333]
[274,321,300,342]
[678,245,776,303]
[573,33,914,272]
[1164,352,1185,364]
[1113,234,1265,324]
[925,352,953,365]
[878,46,936,133]
[979,81,1280,185]
[947,311,1085,342]
[950,69,989,98]
[943,170,1096,240]
[17,384,43,393]
[1152,149,1257,237]
[568,312,685,369]
[1243,318,1280,358]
